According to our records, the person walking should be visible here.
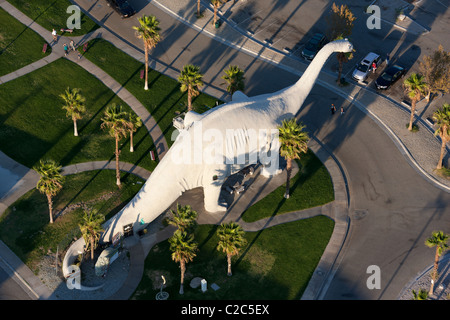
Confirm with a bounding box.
[372,61,377,73]
[70,40,76,52]
[63,43,69,56]
[385,54,390,67]
[52,29,57,42]
[331,103,336,115]
[341,106,345,115]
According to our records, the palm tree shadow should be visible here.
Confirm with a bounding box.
[234,195,288,269]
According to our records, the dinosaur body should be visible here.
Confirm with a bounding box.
[100,39,353,242]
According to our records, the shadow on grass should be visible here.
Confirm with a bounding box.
[235,196,287,269]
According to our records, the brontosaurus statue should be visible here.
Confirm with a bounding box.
[100,39,353,242]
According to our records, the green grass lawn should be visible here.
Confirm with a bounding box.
[7,0,99,36]
[0,170,144,269]
[79,38,220,146]
[241,152,334,222]
[0,7,52,77]
[132,216,334,300]
[0,58,157,171]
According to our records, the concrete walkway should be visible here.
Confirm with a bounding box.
[0,2,347,298]
[0,0,169,160]
[0,157,153,300]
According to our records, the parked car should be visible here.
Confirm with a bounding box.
[352,52,381,82]
[375,65,406,90]
[301,33,327,60]
[106,0,135,18]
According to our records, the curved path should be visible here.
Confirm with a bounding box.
[0,1,169,160]
[0,1,343,300]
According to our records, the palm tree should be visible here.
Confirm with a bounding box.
[432,103,450,170]
[335,35,354,84]
[33,159,64,224]
[411,289,428,300]
[127,112,142,153]
[425,230,449,296]
[325,4,356,83]
[60,87,86,137]
[196,0,202,17]
[101,103,132,188]
[178,64,204,112]
[133,15,161,90]
[222,65,245,96]
[169,231,198,294]
[79,208,105,260]
[278,118,310,199]
[167,204,198,233]
[216,221,247,276]
[211,0,223,26]
[403,73,428,131]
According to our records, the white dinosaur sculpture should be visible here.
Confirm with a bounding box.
[100,39,353,242]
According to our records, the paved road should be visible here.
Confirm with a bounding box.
[0,263,34,300]
[298,88,450,299]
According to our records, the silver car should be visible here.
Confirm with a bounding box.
[352,52,381,82]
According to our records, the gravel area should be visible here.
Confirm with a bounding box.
[398,257,450,300]
[37,247,130,300]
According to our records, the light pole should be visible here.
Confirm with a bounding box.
[156,275,169,300]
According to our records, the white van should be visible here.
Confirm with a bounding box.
[352,52,381,82]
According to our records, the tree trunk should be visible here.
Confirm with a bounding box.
[144,44,149,90]
[284,158,292,199]
[408,98,417,131]
[429,247,440,296]
[213,7,217,25]
[437,136,446,169]
[130,131,134,152]
[73,117,78,136]
[47,193,54,224]
[188,86,192,111]
[227,254,232,276]
[115,135,121,188]
[337,60,343,83]
[180,260,185,294]
[426,88,432,102]
[197,0,201,16]
[90,236,95,260]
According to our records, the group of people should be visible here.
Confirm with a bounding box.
[52,29,81,59]
[331,104,345,115]
[63,40,76,56]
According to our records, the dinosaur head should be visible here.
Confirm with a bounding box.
[336,38,353,53]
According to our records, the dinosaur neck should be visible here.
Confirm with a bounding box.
[281,40,348,116]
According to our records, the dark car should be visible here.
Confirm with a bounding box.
[106,0,135,18]
[301,33,327,60]
[375,65,406,90]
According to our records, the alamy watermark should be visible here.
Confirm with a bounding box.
[366,5,381,30]
[366,265,381,289]
[66,5,81,30]
[170,122,280,169]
